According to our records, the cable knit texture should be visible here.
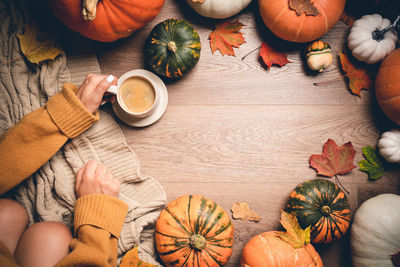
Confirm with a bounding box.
[0,0,166,264]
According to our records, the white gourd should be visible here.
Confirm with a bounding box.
[348,14,397,64]
[378,129,400,163]
[351,194,400,267]
[186,0,252,19]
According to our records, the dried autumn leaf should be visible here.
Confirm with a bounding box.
[277,210,310,248]
[209,20,246,56]
[289,0,319,16]
[339,51,373,96]
[231,202,261,222]
[17,22,62,64]
[259,41,291,69]
[191,0,206,2]
[310,139,356,177]
[340,12,355,27]
[120,246,156,267]
[358,146,385,180]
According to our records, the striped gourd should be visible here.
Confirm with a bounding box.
[305,40,332,72]
[286,179,351,244]
[145,19,201,78]
[155,195,234,266]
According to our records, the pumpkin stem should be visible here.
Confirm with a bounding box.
[372,15,400,42]
[320,205,332,215]
[82,0,99,21]
[190,234,206,250]
[168,41,177,53]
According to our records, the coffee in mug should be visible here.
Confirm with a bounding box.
[119,77,156,114]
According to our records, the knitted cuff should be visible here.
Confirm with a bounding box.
[74,194,128,238]
[46,83,99,139]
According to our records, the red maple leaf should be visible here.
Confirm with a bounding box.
[259,41,290,69]
[310,139,356,177]
[209,20,246,56]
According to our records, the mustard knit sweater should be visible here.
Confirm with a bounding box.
[0,84,128,266]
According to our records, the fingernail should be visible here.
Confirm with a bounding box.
[106,75,114,83]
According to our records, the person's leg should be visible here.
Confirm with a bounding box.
[0,199,28,254]
[14,221,72,267]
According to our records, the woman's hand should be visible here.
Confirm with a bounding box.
[76,74,117,114]
[75,160,120,198]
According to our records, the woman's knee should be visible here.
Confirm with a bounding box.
[0,199,28,254]
[15,221,73,267]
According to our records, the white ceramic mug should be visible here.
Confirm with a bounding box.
[107,70,159,119]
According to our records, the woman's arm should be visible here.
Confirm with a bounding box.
[56,160,128,267]
[0,74,115,195]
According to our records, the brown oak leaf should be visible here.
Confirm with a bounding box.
[209,21,246,56]
[259,41,291,69]
[310,139,356,177]
[340,12,355,27]
[289,0,319,16]
[339,51,373,96]
[276,210,310,248]
[231,202,261,222]
[120,246,156,267]
[17,22,62,64]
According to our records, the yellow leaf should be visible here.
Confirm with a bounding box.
[17,22,62,64]
[120,246,157,267]
[277,210,310,248]
[231,202,261,222]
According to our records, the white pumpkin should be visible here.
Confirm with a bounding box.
[186,0,252,19]
[348,14,398,64]
[378,129,400,163]
[351,194,400,267]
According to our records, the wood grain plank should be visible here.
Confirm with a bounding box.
[94,4,371,106]
[109,105,398,187]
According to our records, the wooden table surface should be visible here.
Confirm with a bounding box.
[93,1,400,266]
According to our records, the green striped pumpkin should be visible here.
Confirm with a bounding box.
[155,195,234,266]
[286,179,351,244]
[145,19,201,78]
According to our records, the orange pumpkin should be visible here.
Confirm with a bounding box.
[240,231,323,267]
[376,48,400,125]
[48,0,165,42]
[258,0,346,43]
[155,195,234,266]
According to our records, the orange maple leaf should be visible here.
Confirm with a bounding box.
[259,41,291,69]
[309,139,356,177]
[339,51,373,96]
[209,21,245,56]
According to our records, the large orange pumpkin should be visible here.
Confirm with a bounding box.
[258,0,346,43]
[48,0,165,42]
[376,49,400,125]
[155,195,234,266]
[240,231,323,267]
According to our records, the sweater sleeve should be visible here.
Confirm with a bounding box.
[56,194,129,267]
[0,83,99,195]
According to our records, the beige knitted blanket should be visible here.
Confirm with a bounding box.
[0,0,166,264]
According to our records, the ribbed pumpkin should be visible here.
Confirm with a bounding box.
[48,0,165,42]
[286,179,351,244]
[240,232,323,267]
[375,48,400,125]
[155,195,234,266]
[258,0,346,42]
[145,19,201,78]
